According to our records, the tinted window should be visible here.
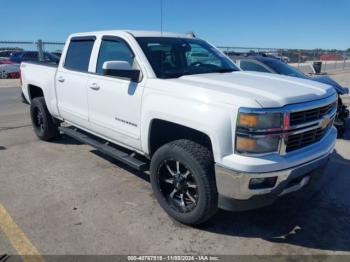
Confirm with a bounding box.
[240,60,270,73]
[96,39,134,75]
[64,40,94,72]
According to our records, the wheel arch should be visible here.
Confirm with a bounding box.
[28,84,44,101]
[140,90,235,162]
[148,119,214,158]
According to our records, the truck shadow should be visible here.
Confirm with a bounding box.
[200,150,350,252]
[50,134,83,145]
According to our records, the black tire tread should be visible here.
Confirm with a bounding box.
[151,139,218,225]
[30,97,59,141]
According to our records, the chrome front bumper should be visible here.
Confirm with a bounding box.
[215,153,330,211]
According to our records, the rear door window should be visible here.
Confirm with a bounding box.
[64,38,95,72]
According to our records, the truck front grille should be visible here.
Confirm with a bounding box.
[235,95,337,155]
[286,126,331,152]
[290,101,336,126]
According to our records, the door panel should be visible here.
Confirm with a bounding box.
[56,69,90,128]
[87,75,143,149]
[87,36,144,150]
[56,37,95,129]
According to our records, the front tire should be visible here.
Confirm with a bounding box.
[150,139,218,225]
[30,97,59,141]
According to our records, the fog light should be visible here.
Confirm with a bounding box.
[249,177,277,189]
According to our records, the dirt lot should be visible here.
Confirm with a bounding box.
[0,73,350,257]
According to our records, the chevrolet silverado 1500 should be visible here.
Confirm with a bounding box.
[21,30,337,225]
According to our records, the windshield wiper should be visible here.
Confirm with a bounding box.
[196,69,235,74]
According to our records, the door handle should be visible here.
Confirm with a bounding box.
[89,83,100,90]
[57,76,65,83]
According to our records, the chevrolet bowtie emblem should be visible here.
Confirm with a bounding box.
[320,116,331,129]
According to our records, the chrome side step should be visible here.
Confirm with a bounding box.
[59,126,148,171]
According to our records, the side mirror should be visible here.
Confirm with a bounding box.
[102,61,140,82]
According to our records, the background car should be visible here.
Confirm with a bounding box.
[10,51,60,64]
[265,52,290,63]
[0,50,16,61]
[51,51,62,57]
[0,60,20,79]
[233,54,349,137]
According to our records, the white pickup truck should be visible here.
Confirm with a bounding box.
[21,30,337,225]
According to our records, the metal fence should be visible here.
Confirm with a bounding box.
[0,39,349,74]
[0,40,64,60]
[217,46,350,74]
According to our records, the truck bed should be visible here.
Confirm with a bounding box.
[23,61,59,68]
[20,61,58,110]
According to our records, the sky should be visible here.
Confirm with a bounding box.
[1,0,350,49]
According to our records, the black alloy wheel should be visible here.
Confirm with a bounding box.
[158,159,199,213]
[150,139,218,225]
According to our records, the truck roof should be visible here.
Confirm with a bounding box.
[69,30,192,39]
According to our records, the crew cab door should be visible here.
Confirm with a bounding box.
[87,36,144,149]
[56,36,95,128]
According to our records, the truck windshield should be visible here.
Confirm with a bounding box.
[136,37,239,78]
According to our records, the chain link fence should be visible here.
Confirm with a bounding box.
[218,46,350,74]
[0,40,64,60]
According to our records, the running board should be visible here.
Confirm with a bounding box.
[59,126,148,171]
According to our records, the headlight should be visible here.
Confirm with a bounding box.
[238,112,282,130]
[235,109,283,155]
[236,135,280,154]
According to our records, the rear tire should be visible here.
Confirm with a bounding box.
[150,139,218,225]
[30,97,59,141]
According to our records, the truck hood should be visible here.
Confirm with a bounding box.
[168,71,335,108]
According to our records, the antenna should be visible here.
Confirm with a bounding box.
[160,0,163,36]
